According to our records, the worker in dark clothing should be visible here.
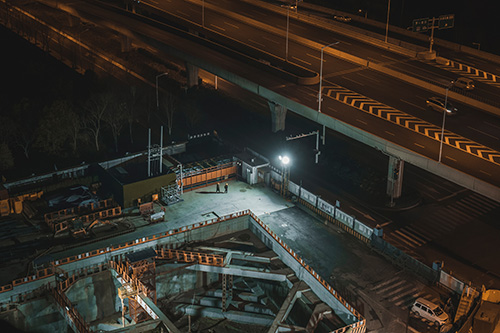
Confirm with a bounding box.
[216,183,220,193]
[224,183,228,193]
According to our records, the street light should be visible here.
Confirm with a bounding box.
[285,5,290,61]
[438,80,454,163]
[279,155,290,197]
[318,42,339,113]
[384,0,391,43]
[156,72,168,110]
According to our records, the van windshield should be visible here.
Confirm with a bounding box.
[434,306,444,316]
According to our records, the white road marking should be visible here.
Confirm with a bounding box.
[467,126,499,140]
[381,54,398,61]
[224,21,239,29]
[357,72,380,82]
[480,170,492,176]
[210,24,226,31]
[400,99,426,111]
[326,106,337,112]
[149,0,159,4]
[484,121,500,130]
[262,36,280,44]
[385,131,395,136]
[342,76,364,86]
[306,53,323,61]
[356,119,367,125]
[445,156,457,162]
[176,10,190,17]
[248,39,265,47]
[414,142,425,148]
[292,56,311,65]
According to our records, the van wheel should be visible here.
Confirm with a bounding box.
[435,321,441,327]
[413,311,420,317]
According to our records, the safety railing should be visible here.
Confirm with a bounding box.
[249,211,366,331]
[156,247,224,266]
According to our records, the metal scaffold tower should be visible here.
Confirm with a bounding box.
[161,164,183,206]
[148,127,164,177]
[125,248,157,324]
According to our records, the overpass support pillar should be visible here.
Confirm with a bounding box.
[120,34,131,53]
[186,62,199,88]
[386,156,404,201]
[268,101,287,132]
[67,15,80,28]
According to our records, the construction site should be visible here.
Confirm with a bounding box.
[0,139,366,333]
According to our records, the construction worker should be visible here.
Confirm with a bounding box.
[224,183,228,193]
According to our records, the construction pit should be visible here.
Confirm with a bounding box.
[0,211,365,333]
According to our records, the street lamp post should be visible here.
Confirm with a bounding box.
[438,81,454,163]
[156,72,169,110]
[384,0,391,43]
[318,42,339,114]
[279,155,290,197]
[286,5,290,61]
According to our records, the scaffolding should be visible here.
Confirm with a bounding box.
[161,183,182,206]
[125,248,157,324]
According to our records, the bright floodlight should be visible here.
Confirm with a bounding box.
[281,156,290,165]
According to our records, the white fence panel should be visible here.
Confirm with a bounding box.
[440,270,464,294]
[353,219,373,239]
[335,209,354,229]
[288,181,300,196]
[300,188,317,206]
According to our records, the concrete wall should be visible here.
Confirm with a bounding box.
[0,297,67,333]
[65,271,122,323]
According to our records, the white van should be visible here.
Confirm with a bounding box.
[411,298,450,326]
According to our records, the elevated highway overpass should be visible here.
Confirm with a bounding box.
[4,0,500,201]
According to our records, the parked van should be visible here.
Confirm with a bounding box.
[411,298,449,326]
[455,77,474,90]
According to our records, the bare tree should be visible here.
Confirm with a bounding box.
[83,92,112,152]
[104,99,127,153]
[125,86,139,144]
[160,92,177,137]
[34,100,72,155]
[0,142,14,173]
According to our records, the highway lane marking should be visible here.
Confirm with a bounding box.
[467,126,499,140]
[322,83,500,166]
[149,0,159,3]
[385,131,395,136]
[356,119,367,125]
[445,156,457,162]
[484,121,500,130]
[306,53,322,61]
[224,22,240,29]
[291,56,311,66]
[326,106,337,112]
[414,143,425,148]
[176,10,191,17]
[356,72,380,82]
[262,36,280,44]
[480,170,492,176]
[248,39,264,47]
[381,54,399,61]
[210,24,226,31]
[342,76,364,86]
[400,99,426,111]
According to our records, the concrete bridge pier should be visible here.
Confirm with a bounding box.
[186,62,200,88]
[121,34,131,52]
[67,15,80,28]
[386,156,404,200]
[268,101,287,132]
